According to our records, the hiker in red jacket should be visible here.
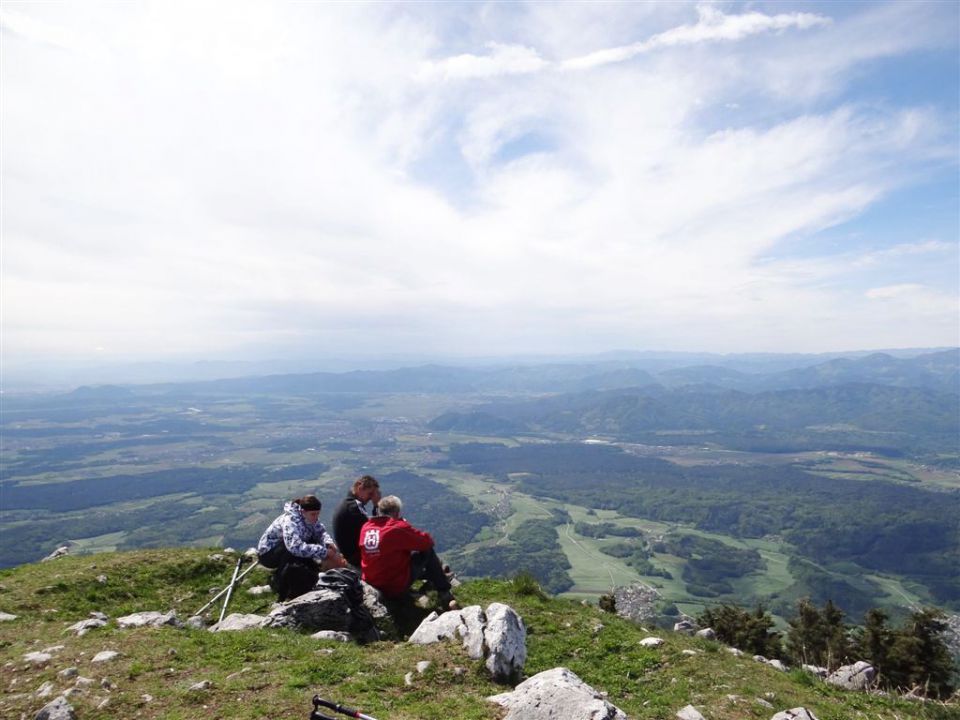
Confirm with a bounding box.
[359,494,456,609]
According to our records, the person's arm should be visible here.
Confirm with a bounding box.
[398,521,435,552]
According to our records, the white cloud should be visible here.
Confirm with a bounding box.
[1,1,957,368]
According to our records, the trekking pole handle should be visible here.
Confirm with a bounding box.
[312,696,378,720]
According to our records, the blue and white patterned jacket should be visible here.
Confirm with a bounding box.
[257,501,335,561]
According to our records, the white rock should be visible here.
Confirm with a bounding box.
[23,651,53,665]
[416,660,431,673]
[404,672,414,686]
[727,647,744,657]
[96,575,108,584]
[91,650,120,663]
[140,693,154,703]
[36,681,56,698]
[676,705,706,720]
[0,612,17,621]
[42,546,71,562]
[767,659,788,672]
[408,609,464,645]
[67,618,107,636]
[116,611,182,629]
[43,645,65,654]
[673,620,697,635]
[311,630,351,642]
[771,709,820,720]
[189,680,212,691]
[458,605,487,659]
[488,667,627,720]
[756,698,774,708]
[244,547,259,559]
[801,664,828,678]
[34,695,76,720]
[247,585,273,596]
[640,637,664,647]
[483,603,527,683]
[57,668,78,680]
[826,661,876,691]
[695,627,716,640]
[186,615,207,630]
[682,649,698,656]
[97,697,110,709]
[209,613,266,632]
[74,677,94,688]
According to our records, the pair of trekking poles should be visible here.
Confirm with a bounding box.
[311,696,379,720]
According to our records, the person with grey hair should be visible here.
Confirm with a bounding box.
[359,494,456,609]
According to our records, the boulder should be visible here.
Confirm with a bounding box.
[826,661,876,691]
[483,603,526,683]
[771,709,820,720]
[23,651,53,665]
[209,613,267,632]
[311,631,351,642]
[677,706,706,720]
[488,667,627,720]
[116,611,182,629]
[695,627,716,640]
[34,696,76,720]
[639,637,664,647]
[801,664,828,678]
[674,620,697,635]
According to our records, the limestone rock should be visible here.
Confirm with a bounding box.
[612,582,661,624]
[23,651,53,665]
[484,603,526,683]
[826,661,876,691]
[771,709,820,720]
[416,660,431,673]
[34,696,76,720]
[674,620,697,635]
[41,546,70,562]
[801,664,828,678]
[695,627,716,640]
[57,668,78,680]
[35,681,56,698]
[767,659,788,672]
[116,611,182,629]
[67,618,107,636]
[410,603,526,682]
[186,615,207,630]
[209,613,267,632]
[0,612,17,622]
[488,667,626,720]
[91,651,120,663]
[677,706,706,720]
[640,636,664,647]
[189,680,212,691]
[247,585,273,596]
[263,588,352,632]
[311,630,351,642]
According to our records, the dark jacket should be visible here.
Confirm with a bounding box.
[332,493,372,566]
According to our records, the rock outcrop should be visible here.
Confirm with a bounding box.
[409,603,526,682]
[488,667,627,720]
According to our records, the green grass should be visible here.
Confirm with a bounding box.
[0,549,955,720]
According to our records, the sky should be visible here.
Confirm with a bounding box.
[2,1,958,375]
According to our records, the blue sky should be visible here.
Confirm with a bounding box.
[1,1,957,372]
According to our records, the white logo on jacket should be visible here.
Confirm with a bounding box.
[362,528,380,552]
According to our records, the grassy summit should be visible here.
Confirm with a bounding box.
[0,549,955,719]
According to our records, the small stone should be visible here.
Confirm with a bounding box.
[91,651,120,663]
[727,647,743,656]
[189,680,212,691]
[100,678,114,690]
[676,705,706,720]
[639,637,664,647]
[223,547,236,554]
[63,687,83,698]
[416,661,431,673]
[452,666,466,677]
[58,668,78,680]
[97,697,110,709]
[310,630,351,642]
[34,695,76,720]
[140,693,154,704]
[35,681,56,698]
[89,611,108,621]
[186,615,207,630]
[682,649,698,656]
[225,667,251,681]
[404,672,414,686]
[42,645,65,654]
[23,652,53,665]
[247,585,273,596]
[96,575,108,584]
[74,677,94,688]
[756,698,774,709]
[0,612,17,622]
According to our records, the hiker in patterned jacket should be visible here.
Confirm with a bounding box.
[257,495,346,600]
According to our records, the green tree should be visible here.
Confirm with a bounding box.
[885,608,955,698]
[853,608,894,681]
[698,604,782,658]
[785,598,850,669]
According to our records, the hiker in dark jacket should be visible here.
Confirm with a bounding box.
[331,475,381,567]
[256,495,345,600]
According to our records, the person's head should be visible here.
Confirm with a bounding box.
[293,495,321,523]
[352,475,380,504]
[377,495,402,519]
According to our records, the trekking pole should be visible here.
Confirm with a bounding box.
[193,558,260,617]
[312,696,380,720]
[217,556,245,624]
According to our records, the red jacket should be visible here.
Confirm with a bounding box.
[359,515,434,598]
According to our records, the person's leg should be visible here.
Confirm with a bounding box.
[409,548,451,593]
[282,558,319,600]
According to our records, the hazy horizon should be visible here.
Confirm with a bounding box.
[3,1,958,368]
